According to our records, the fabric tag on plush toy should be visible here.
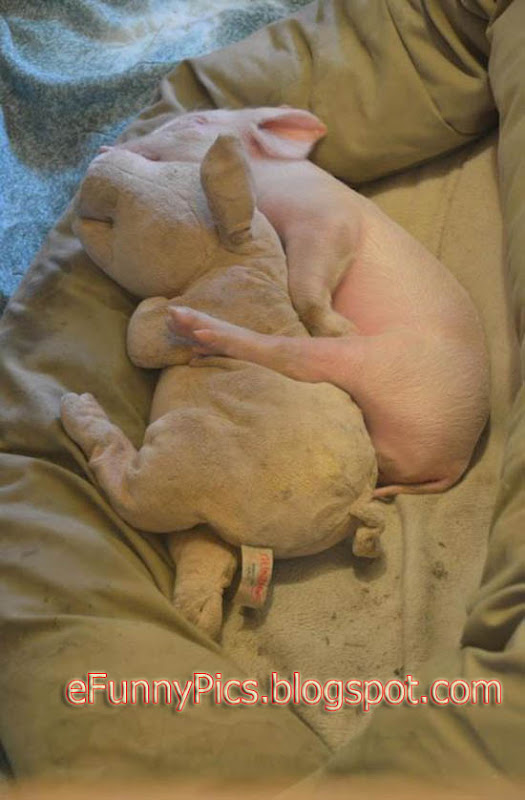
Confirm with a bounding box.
[234,546,273,608]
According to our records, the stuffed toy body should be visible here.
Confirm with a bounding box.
[61,135,382,638]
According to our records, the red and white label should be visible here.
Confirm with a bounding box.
[234,545,273,608]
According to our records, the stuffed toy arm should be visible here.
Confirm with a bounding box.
[127,297,194,368]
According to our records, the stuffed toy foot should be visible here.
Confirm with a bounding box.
[61,392,132,462]
[167,528,237,640]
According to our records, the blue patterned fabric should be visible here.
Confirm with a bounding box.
[0,0,310,308]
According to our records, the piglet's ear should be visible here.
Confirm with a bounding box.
[201,134,255,250]
[250,109,327,160]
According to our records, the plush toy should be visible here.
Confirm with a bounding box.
[61,135,383,638]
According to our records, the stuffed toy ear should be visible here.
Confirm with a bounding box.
[250,108,327,159]
[200,134,255,249]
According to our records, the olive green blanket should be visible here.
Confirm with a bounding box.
[1,0,524,789]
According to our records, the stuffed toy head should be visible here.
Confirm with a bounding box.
[63,135,383,638]
[73,136,283,300]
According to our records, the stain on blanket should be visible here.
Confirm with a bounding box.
[431,560,448,580]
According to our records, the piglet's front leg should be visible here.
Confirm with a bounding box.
[285,219,358,338]
[127,296,196,369]
[167,306,364,393]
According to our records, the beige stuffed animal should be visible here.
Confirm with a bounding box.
[61,135,383,638]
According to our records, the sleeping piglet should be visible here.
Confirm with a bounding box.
[109,107,490,496]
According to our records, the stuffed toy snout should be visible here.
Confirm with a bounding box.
[74,139,284,299]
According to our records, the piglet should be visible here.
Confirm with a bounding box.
[113,108,490,497]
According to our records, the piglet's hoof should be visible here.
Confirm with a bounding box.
[352,528,382,559]
[300,304,356,338]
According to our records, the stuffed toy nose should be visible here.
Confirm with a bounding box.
[75,170,118,223]
[72,215,113,269]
